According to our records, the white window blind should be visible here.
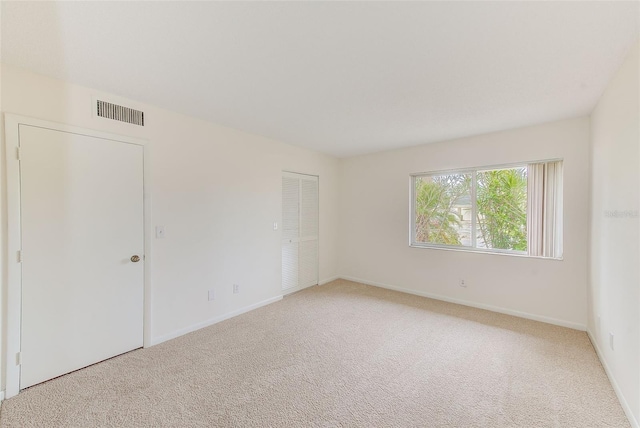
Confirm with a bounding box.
[527,161,563,258]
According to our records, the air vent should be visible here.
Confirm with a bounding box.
[96,100,144,126]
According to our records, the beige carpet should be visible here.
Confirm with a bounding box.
[0,280,630,427]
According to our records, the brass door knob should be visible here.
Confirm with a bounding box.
[131,255,141,263]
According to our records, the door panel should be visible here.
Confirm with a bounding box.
[299,178,319,288]
[20,125,144,389]
[300,179,319,238]
[299,239,318,288]
[282,176,300,241]
[282,242,299,292]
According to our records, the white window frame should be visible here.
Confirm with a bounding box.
[410,160,563,259]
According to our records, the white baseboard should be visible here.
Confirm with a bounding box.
[0,390,4,401]
[319,276,340,285]
[339,275,587,331]
[150,295,283,346]
[587,330,639,428]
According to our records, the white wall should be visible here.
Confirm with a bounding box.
[1,47,636,421]
[0,64,340,366]
[589,42,639,426]
[338,117,590,329]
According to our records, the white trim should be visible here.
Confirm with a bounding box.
[339,275,587,331]
[409,158,563,177]
[151,295,283,346]
[409,243,563,261]
[470,170,476,248]
[3,114,153,398]
[409,175,416,246]
[587,330,639,428]
[4,115,22,399]
[0,391,5,402]
[282,282,316,296]
[319,276,339,285]
[282,170,319,180]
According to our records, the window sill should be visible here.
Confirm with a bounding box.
[409,243,563,261]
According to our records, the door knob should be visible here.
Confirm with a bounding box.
[131,255,141,263]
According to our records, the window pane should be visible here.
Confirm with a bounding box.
[475,167,527,251]
[415,173,472,246]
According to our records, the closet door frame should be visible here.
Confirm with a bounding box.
[281,171,319,295]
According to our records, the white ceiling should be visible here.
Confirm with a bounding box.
[2,1,638,157]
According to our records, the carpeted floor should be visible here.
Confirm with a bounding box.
[0,280,630,427]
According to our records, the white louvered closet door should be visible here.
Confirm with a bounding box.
[282,172,319,294]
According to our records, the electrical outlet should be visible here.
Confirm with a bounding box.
[273,222,278,230]
[233,284,240,294]
[609,332,614,350]
[459,279,467,288]
[208,289,215,301]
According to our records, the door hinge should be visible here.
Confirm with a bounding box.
[17,250,22,263]
[16,352,21,366]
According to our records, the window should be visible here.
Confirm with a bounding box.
[411,160,563,259]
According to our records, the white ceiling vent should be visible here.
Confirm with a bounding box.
[96,99,144,126]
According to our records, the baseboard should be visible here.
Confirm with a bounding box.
[0,390,4,401]
[319,275,340,286]
[150,295,283,346]
[339,275,587,331]
[587,330,639,428]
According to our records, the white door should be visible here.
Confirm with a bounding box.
[19,125,144,389]
[282,172,318,294]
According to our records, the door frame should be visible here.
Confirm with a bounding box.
[281,171,320,295]
[3,114,153,398]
